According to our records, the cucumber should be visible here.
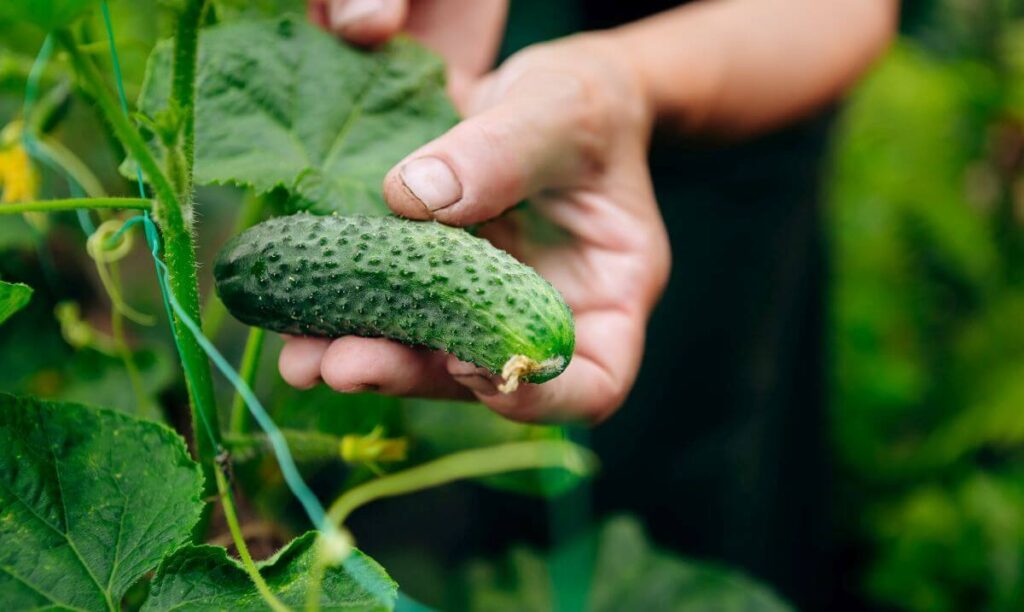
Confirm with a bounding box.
[214,213,574,390]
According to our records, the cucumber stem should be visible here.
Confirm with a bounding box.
[215,467,290,612]
[327,440,596,525]
[304,440,596,610]
[56,26,223,496]
[0,197,151,214]
[498,354,565,393]
[229,327,265,434]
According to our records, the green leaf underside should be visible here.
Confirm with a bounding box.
[464,516,793,612]
[0,393,203,611]
[143,532,397,611]
[0,0,98,31]
[588,518,792,611]
[0,280,32,326]
[137,15,459,216]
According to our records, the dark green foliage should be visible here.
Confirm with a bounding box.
[134,15,458,216]
[0,279,31,325]
[460,516,793,611]
[0,0,99,31]
[0,393,203,610]
[830,17,1024,609]
[144,532,397,611]
[214,213,574,383]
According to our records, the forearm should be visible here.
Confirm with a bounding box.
[610,0,898,137]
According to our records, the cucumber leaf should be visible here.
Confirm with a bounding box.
[0,280,31,326]
[135,15,458,216]
[0,0,98,31]
[588,517,792,611]
[0,393,204,610]
[462,516,793,612]
[144,531,398,610]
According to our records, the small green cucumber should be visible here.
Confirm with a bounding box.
[214,213,574,390]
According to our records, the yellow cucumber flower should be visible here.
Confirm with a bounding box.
[0,121,40,203]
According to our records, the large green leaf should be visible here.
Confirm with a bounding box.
[144,531,397,610]
[0,393,204,610]
[588,517,791,611]
[0,0,98,31]
[462,516,792,611]
[136,15,458,215]
[0,280,32,326]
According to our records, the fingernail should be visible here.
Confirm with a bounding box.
[452,373,499,396]
[400,157,462,212]
[329,0,383,30]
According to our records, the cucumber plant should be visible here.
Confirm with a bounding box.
[0,2,791,610]
[0,3,591,609]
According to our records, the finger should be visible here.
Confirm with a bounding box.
[404,0,507,100]
[308,0,328,28]
[320,336,474,399]
[446,357,501,397]
[316,0,408,46]
[279,337,332,389]
[382,65,598,226]
[454,309,645,424]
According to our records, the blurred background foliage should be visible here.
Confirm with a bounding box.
[832,0,1024,609]
[4,0,1024,609]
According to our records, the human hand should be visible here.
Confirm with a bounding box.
[307,0,506,103]
[285,15,670,423]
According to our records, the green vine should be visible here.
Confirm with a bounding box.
[55,24,223,493]
[229,327,265,434]
[0,196,151,214]
[215,468,290,612]
[327,440,596,525]
[170,0,207,201]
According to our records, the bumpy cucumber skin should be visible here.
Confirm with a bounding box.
[214,213,574,383]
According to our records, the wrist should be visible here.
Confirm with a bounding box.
[554,31,656,142]
[605,14,723,134]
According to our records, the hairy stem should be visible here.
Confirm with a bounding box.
[56,30,222,493]
[229,327,265,434]
[0,197,150,214]
[171,0,207,201]
[215,468,290,612]
[327,441,596,525]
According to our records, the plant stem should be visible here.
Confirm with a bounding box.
[305,441,596,611]
[56,30,222,494]
[171,0,207,201]
[327,441,597,525]
[214,467,291,612]
[229,327,265,434]
[0,197,151,214]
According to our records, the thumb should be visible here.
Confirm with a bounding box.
[383,70,593,226]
